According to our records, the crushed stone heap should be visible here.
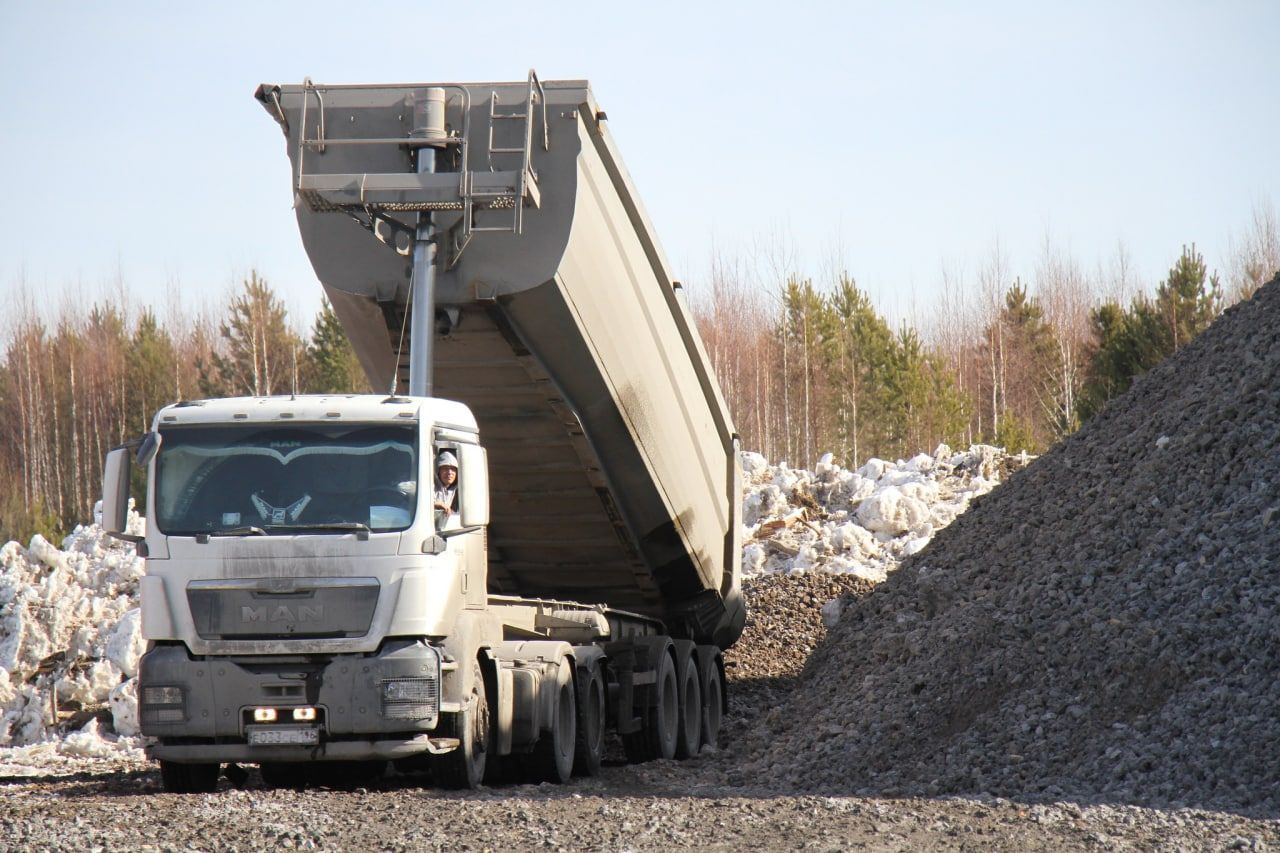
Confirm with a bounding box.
[732,277,1280,816]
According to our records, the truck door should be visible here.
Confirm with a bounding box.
[435,436,489,609]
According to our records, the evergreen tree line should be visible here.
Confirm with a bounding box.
[0,273,367,543]
[691,211,1278,468]
[1,203,1275,544]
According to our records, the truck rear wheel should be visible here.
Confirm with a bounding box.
[699,649,724,750]
[573,661,605,776]
[674,651,702,759]
[623,649,678,762]
[159,760,220,794]
[527,657,576,784]
[435,660,490,789]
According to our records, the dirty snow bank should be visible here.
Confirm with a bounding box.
[741,444,1030,582]
[0,505,147,769]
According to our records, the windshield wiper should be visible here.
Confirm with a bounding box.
[211,526,267,537]
[194,525,267,542]
[264,522,371,540]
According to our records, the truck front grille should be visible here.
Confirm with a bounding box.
[186,577,379,640]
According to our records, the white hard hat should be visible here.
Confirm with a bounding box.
[436,450,459,469]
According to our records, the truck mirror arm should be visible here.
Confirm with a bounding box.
[437,525,482,540]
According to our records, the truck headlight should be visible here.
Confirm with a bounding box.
[381,677,438,722]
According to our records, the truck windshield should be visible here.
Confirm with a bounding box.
[155,423,418,535]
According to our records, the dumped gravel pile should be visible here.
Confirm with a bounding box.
[731,278,1280,816]
[722,573,876,732]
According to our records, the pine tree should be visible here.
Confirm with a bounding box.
[1078,245,1221,421]
[200,271,302,397]
[827,275,895,465]
[997,281,1059,449]
[879,327,969,459]
[1153,244,1220,352]
[780,279,828,464]
[129,310,178,430]
[302,298,371,393]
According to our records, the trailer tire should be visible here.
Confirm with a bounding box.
[573,661,606,776]
[700,653,724,751]
[527,657,576,784]
[623,648,679,763]
[674,650,702,759]
[435,659,490,789]
[159,760,220,794]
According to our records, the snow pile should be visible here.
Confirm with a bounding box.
[0,504,146,767]
[740,445,1029,583]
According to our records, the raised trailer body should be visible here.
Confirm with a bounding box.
[256,77,744,646]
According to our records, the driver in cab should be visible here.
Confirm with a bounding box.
[434,451,460,527]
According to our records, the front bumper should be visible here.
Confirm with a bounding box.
[140,639,447,763]
[148,734,459,763]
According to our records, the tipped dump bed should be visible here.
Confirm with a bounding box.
[257,77,744,647]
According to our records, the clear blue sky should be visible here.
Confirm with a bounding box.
[2,2,1276,331]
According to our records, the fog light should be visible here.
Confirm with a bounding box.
[143,686,184,705]
[154,708,184,723]
[292,707,317,721]
[253,707,278,723]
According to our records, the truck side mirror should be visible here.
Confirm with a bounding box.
[136,430,161,466]
[101,446,134,539]
[457,443,489,528]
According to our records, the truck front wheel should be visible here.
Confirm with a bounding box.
[573,661,606,776]
[435,660,490,789]
[159,761,220,793]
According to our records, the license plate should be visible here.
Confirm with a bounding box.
[247,726,319,746]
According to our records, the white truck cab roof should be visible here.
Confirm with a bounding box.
[150,395,478,431]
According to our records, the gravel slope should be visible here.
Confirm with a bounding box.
[729,278,1280,817]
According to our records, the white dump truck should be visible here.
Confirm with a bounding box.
[101,73,745,793]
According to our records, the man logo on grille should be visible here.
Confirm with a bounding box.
[241,605,324,623]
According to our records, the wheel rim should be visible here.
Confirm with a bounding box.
[463,663,488,785]
[681,665,701,755]
[472,678,490,760]
[660,663,678,754]
[586,676,604,749]
[704,671,722,746]
[556,681,574,760]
